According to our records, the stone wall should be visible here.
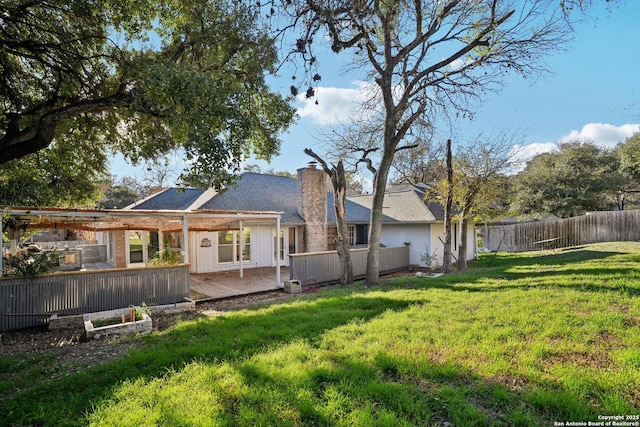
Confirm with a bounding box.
[297,165,328,252]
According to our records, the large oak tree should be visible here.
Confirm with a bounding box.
[511,141,628,218]
[0,0,295,204]
[280,0,588,285]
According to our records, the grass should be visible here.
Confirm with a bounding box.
[1,242,639,426]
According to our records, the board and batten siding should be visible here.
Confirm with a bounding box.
[380,224,431,267]
[191,226,284,274]
[429,222,476,266]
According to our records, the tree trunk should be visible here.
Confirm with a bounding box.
[442,139,454,273]
[333,160,353,284]
[365,154,394,287]
[303,149,353,285]
[457,216,468,270]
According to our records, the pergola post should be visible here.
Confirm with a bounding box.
[157,220,164,253]
[239,219,244,278]
[276,216,281,287]
[181,215,189,265]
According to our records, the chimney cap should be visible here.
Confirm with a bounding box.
[307,161,317,169]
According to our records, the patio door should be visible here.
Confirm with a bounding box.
[274,227,297,266]
[126,230,159,267]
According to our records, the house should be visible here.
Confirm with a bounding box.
[115,164,475,273]
[1,164,474,278]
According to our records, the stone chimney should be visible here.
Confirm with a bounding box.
[297,162,328,252]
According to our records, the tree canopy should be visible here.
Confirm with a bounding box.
[0,0,295,203]
[280,0,584,283]
[510,141,627,218]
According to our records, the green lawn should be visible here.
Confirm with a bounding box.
[2,242,639,426]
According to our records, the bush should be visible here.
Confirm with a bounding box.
[2,250,58,277]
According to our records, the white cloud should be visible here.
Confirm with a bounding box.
[559,123,640,148]
[509,123,640,173]
[509,142,558,173]
[296,81,378,125]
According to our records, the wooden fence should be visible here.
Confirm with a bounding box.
[289,246,409,285]
[483,210,640,252]
[0,265,190,331]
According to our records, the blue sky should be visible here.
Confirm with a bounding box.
[111,1,640,189]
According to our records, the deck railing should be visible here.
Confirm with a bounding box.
[289,246,409,285]
[0,265,190,331]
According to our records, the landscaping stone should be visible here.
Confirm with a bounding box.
[84,308,152,340]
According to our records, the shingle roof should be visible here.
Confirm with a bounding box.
[126,173,444,224]
[347,186,439,223]
[197,173,305,224]
[328,197,381,223]
[129,188,206,210]
[410,184,445,221]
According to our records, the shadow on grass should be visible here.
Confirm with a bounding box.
[4,246,638,425]
[473,249,624,269]
[1,295,414,426]
[381,249,640,297]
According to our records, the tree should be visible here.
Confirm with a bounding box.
[303,149,354,285]
[617,132,640,184]
[511,141,624,218]
[0,0,295,192]
[282,0,579,286]
[0,140,106,207]
[391,139,443,186]
[100,176,146,209]
[614,132,640,210]
[141,157,179,193]
[442,139,454,274]
[449,134,515,269]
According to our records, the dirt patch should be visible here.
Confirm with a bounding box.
[0,270,422,375]
[0,291,292,364]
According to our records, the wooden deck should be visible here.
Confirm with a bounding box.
[189,267,289,300]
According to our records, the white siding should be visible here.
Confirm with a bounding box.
[430,222,476,266]
[190,226,290,273]
[250,225,276,267]
[380,224,431,266]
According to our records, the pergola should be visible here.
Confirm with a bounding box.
[1,207,283,284]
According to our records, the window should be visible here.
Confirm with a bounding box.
[288,227,297,254]
[356,224,368,245]
[348,226,356,246]
[274,230,284,261]
[218,231,234,263]
[240,229,251,262]
[217,229,250,264]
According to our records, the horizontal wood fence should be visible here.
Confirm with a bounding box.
[483,210,640,252]
[289,246,409,285]
[0,265,190,331]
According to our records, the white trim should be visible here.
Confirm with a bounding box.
[187,187,218,210]
[276,217,281,287]
[181,215,189,264]
[239,220,244,278]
